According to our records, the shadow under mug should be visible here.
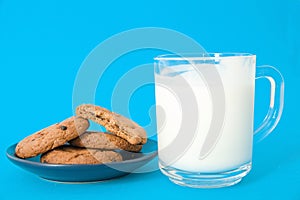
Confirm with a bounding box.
[154,53,284,188]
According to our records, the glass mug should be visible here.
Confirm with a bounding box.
[154,53,284,188]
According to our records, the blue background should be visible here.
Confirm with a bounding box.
[1,0,299,199]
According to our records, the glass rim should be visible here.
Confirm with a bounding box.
[154,53,255,61]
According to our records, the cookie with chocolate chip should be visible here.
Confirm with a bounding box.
[15,116,89,158]
[76,104,147,145]
[70,131,142,152]
[40,146,122,164]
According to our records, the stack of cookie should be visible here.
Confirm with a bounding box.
[15,104,147,165]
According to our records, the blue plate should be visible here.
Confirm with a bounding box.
[6,139,157,182]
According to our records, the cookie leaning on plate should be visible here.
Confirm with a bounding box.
[76,104,147,145]
[69,131,142,152]
[40,146,123,164]
[15,116,89,158]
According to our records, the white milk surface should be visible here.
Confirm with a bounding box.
[155,62,255,172]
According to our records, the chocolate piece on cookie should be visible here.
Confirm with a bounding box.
[70,131,142,152]
[15,116,89,158]
[76,104,147,145]
[40,146,122,164]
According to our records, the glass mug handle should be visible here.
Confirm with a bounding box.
[254,65,285,143]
